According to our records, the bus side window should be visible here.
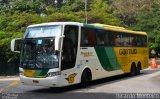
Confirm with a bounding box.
[104,31,109,46]
[88,30,95,46]
[97,34,104,45]
[137,36,141,46]
[96,29,106,46]
[142,36,147,47]
[81,28,89,46]
[131,36,137,46]
[81,27,95,47]
[141,36,147,47]
[115,34,121,46]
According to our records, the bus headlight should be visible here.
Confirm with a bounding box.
[47,71,61,77]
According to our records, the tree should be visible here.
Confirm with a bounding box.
[88,0,120,25]
[8,0,46,14]
[0,0,122,75]
[60,0,85,13]
[0,12,48,75]
[133,3,160,49]
[111,0,153,27]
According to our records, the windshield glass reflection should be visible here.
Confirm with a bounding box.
[20,38,59,69]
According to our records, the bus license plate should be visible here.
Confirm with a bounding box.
[33,80,39,83]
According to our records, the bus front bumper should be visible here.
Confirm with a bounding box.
[20,75,61,87]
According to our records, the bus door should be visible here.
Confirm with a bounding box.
[61,25,79,84]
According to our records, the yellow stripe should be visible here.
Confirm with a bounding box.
[0,80,20,93]
[24,69,36,77]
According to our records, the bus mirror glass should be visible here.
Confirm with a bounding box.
[55,37,60,51]
[11,38,23,53]
[55,35,65,51]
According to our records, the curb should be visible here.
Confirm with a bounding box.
[0,77,19,81]
[148,65,160,69]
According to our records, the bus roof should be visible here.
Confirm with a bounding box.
[28,22,83,28]
[88,23,147,35]
[27,22,147,35]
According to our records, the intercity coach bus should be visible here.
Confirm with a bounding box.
[11,22,148,87]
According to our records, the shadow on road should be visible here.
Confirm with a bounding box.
[28,68,160,93]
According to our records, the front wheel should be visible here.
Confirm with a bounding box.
[81,71,89,88]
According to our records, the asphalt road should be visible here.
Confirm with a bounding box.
[1,68,160,99]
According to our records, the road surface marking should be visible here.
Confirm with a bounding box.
[0,80,20,93]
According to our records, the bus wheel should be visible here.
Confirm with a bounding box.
[130,63,136,76]
[136,62,141,75]
[81,70,90,88]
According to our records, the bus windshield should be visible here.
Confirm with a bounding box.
[25,25,62,38]
[20,38,59,69]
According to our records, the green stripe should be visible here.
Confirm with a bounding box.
[39,70,48,75]
[33,70,48,76]
[95,47,121,71]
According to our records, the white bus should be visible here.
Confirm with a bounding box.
[11,22,148,87]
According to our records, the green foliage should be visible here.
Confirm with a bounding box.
[132,3,160,49]
[3,0,160,75]
[88,0,120,25]
[0,11,49,75]
[0,0,121,75]
[8,0,45,14]
[48,12,84,22]
[111,0,153,27]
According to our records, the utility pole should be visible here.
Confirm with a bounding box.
[85,0,88,24]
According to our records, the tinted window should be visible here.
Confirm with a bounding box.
[81,27,96,47]
[96,29,109,46]
[108,31,147,47]
[81,28,147,47]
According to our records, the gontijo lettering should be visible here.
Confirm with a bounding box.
[119,49,137,55]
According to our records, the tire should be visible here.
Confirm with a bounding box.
[81,71,89,88]
[130,64,136,76]
[136,67,140,75]
[136,63,141,75]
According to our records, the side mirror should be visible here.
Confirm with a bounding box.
[55,36,65,51]
[11,38,23,53]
